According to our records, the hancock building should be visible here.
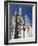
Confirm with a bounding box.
[10,7,32,39]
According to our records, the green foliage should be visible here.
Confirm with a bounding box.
[17,16,22,25]
[17,16,22,31]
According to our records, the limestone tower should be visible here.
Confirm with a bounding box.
[24,15,32,37]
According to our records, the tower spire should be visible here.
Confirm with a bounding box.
[14,10,17,15]
[19,7,22,15]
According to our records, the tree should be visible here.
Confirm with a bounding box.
[17,16,23,38]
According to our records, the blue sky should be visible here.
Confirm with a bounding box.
[10,4,32,27]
